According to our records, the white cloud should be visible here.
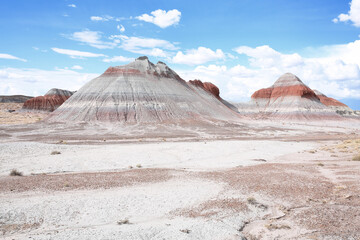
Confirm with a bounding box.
[117,24,125,32]
[0,67,98,96]
[172,47,226,65]
[177,41,360,103]
[71,65,83,70]
[90,15,113,21]
[103,56,134,63]
[70,30,116,49]
[234,45,304,68]
[136,9,181,28]
[333,0,360,27]
[51,48,106,58]
[110,34,178,57]
[90,15,123,22]
[68,4,76,8]
[0,53,27,62]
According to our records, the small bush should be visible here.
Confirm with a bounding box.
[266,223,291,230]
[180,229,191,234]
[136,164,142,168]
[247,197,257,205]
[10,169,23,176]
[117,219,130,225]
[51,151,61,155]
[128,166,133,169]
[317,163,324,167]
[353,154,360,161]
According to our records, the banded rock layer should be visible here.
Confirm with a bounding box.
[47,57,240,123]
[236,73,342,120]
[314,90,359,117]
[313,90,351,111]
[0,95,33,103]
[23,89,74,112]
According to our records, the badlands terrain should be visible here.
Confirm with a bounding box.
[1,57,360,240]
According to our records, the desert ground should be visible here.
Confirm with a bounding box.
[1,107,360,240]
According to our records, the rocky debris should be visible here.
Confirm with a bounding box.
[0,95,33,103]
[236,73,343,120]
[313,90,359,117]
[47,56,240,123]
[22,88,74,112]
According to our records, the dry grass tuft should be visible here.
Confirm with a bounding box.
[247,197,257,205]
[10,169,23,176]
[353,154,360,161]
[51,151,61,155]
[180,229,191,234]
[117,219,130,225]
[265,223,291,231]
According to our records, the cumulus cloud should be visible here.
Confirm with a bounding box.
[117,24,125,32]
[103,56,134,63]
[68,4,76,8]
[136,9,181,28]
[0,67,98,96]
[71,65,83,70]
[110,34,178,57]
[333,0,360,27]
[0,53,27,62]
[90,15,123,22]
[234,45,304,68]
[69,30,116,49]
[51,48,106,58]
[172,47,226,65]
[177,41,360,103]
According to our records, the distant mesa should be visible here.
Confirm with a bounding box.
[46,56,239,123]
[22,88,74,112]
[236,73,344,120]
[0,95,33,103]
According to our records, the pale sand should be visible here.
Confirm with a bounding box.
[0,103,47,125]
[0,140,318,176]
[0,118,360,239]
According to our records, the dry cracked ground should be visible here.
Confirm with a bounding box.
[1,137,360,240]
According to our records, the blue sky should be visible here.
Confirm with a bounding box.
[1,0,360,109]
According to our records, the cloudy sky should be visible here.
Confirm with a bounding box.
[1,0,360,109]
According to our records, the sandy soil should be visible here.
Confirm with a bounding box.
[0,103,48,125]
[1,109,360,239]
[1,137,360,239]
[0,140,319,176]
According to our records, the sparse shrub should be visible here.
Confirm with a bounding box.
[51,151,61,155]
[265,223,291,230]
[180,229,191,234]
[117,219,130,225]
[247,197,257,205]
[128,166,133,169]
[352,154,360,161]
[317,163,324,167]
[136,164,142,168]
[10,169,23,176]
[309,150,316,154]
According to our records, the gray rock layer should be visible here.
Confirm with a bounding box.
[47,57,239,123]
